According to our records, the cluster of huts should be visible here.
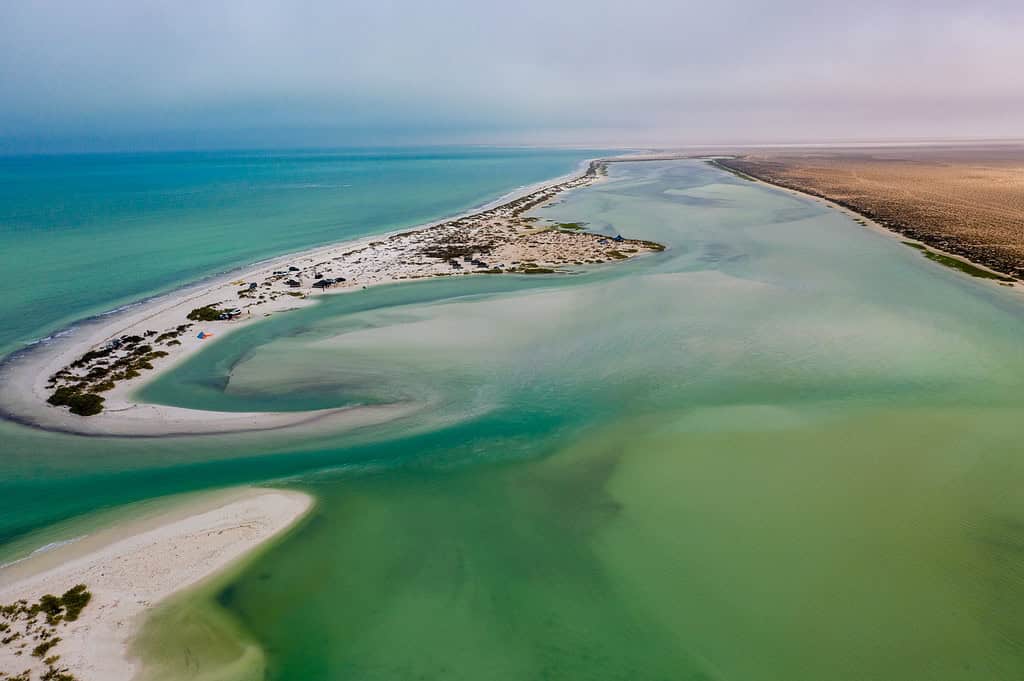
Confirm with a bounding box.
[270,263,348,290]
[449,255,493,270]
[312,276,346,289]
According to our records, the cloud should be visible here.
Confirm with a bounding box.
[1,0,1022,150]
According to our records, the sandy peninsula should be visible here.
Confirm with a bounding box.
[0,159,663,438]
[0,487,312,681]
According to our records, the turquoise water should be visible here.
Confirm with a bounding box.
[0,147,602,356]
[6,158,1024,679]
[0,146,603,543]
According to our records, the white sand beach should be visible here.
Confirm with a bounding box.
[0,487,313,681]
[0,159,661,438]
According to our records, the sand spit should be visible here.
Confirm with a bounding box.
[0,487,313,681]
[0,160,663,437]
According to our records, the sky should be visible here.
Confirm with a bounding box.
[1,0,1023,152]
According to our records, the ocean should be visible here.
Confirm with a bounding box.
[0,147,602,356]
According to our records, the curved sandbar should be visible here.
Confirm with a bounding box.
[0,159,663,437]
[0,487,313,681]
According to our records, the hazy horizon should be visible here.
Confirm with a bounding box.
[2,0,1022,153]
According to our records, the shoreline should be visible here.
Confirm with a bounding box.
[0,158,662,438]
[0,486,314,681]
[710,157,1023,289]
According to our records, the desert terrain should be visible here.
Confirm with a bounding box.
[719,144,1024,279]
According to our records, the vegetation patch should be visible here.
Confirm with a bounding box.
[635,240,666,252]
[68,347,112,369]
[902,242,1015,282]
[707,159,758,181]
[46,388,105,416]
[31,639,60,658]
[186,305,224,322]
[421,243,491,261]
[1,585,92,681]
[45,327,176,411]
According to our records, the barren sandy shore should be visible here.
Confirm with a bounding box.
[0,487,313,681]
[709,156,1024,290]
[0,159,662,438]
[715,148,1024,284]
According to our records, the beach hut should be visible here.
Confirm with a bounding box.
[613,234,625,242]
[284,278,301,288]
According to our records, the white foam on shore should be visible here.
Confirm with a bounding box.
[0,535,87,570]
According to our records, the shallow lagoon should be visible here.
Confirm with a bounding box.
[136,160,1024,679]
[9,159,1024,679]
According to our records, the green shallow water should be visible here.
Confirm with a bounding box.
[8,159,1024,679]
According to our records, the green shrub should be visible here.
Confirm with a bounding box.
[70,347,112,368]
[32,638,60,658]
[68,393,104,416]
[186,305,223,322]
[61,585,91,622]
[47,387,78,407]
[35,595,63,619]
[47,390,106,416]
[41,665,76,681]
